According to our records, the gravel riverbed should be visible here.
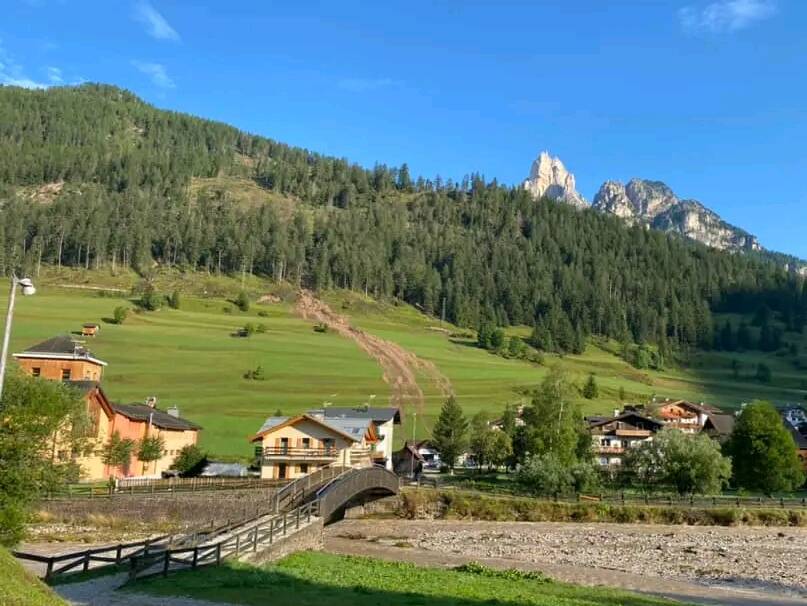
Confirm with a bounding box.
[327,520,807,599]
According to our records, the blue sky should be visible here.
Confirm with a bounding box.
[2,0,806,257]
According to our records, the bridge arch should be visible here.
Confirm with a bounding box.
[316,466,400,522]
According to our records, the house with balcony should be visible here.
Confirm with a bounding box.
[587,411,664,466]
[651,399,722,433]
[308,406,400,470]
[250,413,380,480]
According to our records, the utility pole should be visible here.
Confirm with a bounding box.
[410,412,417,479]
[440,297,446,326]
[0,275,36,403]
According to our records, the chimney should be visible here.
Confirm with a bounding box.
[613,408,621,418]
[145,396,158,408]
[167,406,180,418]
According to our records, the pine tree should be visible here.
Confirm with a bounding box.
[582,374,599,399]
[431,396,468,473]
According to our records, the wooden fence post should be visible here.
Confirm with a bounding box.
[163,550,170,576]
[115,544,122,564]
[45,559,54,581]
[192,547,198,569]
[283,513,288,535]
[83,551,90,572]
[215,543,221,565]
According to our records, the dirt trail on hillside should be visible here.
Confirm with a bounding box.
[295,290,453,411]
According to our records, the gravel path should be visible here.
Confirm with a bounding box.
[54,573,232,606]
[325,519,807,606]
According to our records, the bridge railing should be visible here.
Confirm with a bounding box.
[273,465,350,512]
[317,466,400,519]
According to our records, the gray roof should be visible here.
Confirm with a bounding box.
[65,380,100,394]
[112,403,201,431]
[317,406,401,424]
[15,335,106,365]
[788,425,807,449]
[705,414,736,436]
[325,416,373,438]
[256,416,290,434]
[200,462,248,477]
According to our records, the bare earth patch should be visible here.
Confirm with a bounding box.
[295,290,453,411]
[325,519,807,605]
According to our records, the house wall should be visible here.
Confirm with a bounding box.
[375,419,395,470]
[16,357,104,382]
[257,419,354,480]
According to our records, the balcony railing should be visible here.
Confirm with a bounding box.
[594,446,625,455]
[259,447,339,459]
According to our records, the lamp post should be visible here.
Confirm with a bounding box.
[0,275,36,402]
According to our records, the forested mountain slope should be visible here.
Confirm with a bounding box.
[1,84,805,354]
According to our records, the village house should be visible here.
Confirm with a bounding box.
[587,410,664,466]
[109,399,201,477]
[15,336,200,481]
[651,399,722,433]
[13,335,107,381]
[250,413,379,480]
[780,405,807,470]
[81,323,100,337]
[392,441,425,477]
[309,406,401,470]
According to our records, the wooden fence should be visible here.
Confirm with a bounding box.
[128,500,319,581]
[44,477,288,500]
[13,534,174,580]
[410,478,807,509]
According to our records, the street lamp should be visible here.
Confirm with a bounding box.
[0,275,36,402]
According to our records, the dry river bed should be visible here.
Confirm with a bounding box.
[326,519,807,603]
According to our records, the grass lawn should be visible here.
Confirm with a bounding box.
[128,551,686,606]
[5,268,804,458]
[0,547,67,606]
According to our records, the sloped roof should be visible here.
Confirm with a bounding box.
[318,407,401,424]
[588,412,664,430]
[14,335,107,366]
[788,425,807,449]
[65,380,100,394]
[112,403,201,431]
[704,414,736,436]
[326,417,374,439]
[250,414,360,443]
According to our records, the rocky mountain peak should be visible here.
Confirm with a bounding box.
[592,178,760,253]
[523,151,587,208]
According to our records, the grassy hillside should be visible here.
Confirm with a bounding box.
[4,267,804,461]
[130,551,684,606]
[0,547,67,606]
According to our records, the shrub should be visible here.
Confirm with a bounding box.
[313,323,329,333]
[223,306,233,314]
[172,445,207,477]
[257,310,269,318]
[235,291,250,312]
[256,323,268,334]
[112,306,129,325]
[243,323,256,337]
[243,365,267,381]
[168,290,181,310]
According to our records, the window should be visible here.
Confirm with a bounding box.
[299,463,308,474]
[301,437,311,449]
[61,368,71,381]
[280,437,289,453]
[31,367,41,377]
[277,463,287,479]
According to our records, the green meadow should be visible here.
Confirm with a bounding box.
[4,268,804,459]
[130,551,685,606]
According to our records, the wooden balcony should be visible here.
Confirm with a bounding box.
[259,446,340,461]
[594,446,625,455]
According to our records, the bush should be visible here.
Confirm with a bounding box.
[112,306,129,325]
[168,290,181,310]
[235,291,250,312]
[172,445,207,477]
[223,306,233,314]
[243,323,256,337]
[313,323,329,333]
[257,310,269,318]
[139,288,162,311]
[243,365,267,381]
[256,323,268,334]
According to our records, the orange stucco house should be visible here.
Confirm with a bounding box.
[14,335,201,481]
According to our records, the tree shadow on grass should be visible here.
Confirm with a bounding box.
[122,552,685,606]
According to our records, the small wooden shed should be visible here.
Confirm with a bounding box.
[81,323,100,337]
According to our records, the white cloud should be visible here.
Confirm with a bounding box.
[46,66,63,84]
[0,39,49,89]
[132,60,175,89]
[679,0,777,33]
[337,77,397,93]
[133,1,180,41]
